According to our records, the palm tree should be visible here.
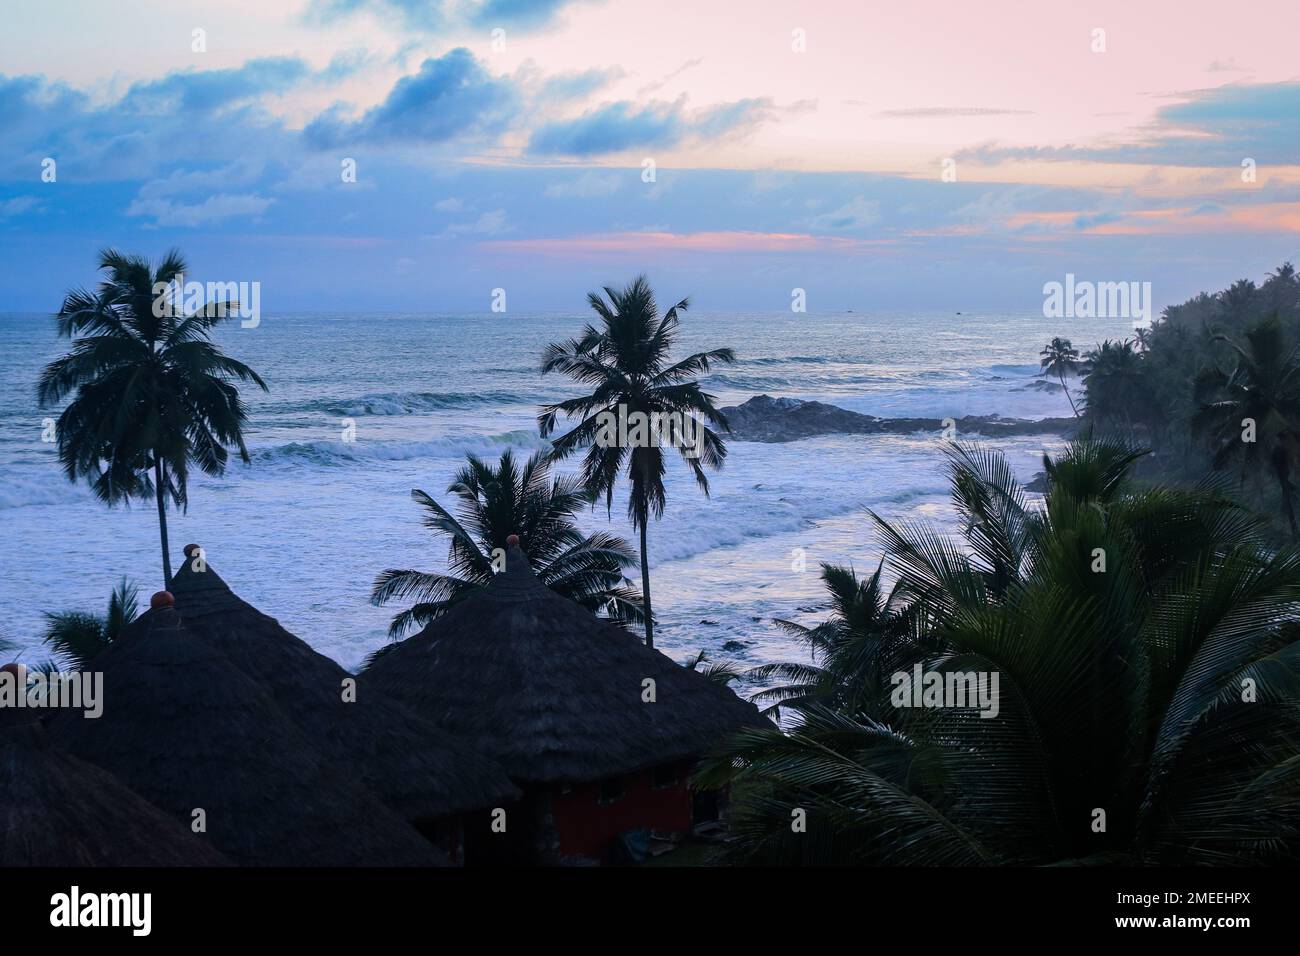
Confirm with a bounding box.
[748,561,920,721]
[370,449,643,639]
[538,275,735,648]
[699,436,1300,865]
[1194,315,1300,538]
[1081,339,1144,433]
[1039,337,1081,416]
[37,249,267,586]
[42,578,139,669]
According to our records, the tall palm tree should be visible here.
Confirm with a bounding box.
[37,249,267,586]
[538,275,735,648]
[1039,337,1081,416]
[370,449,643,639]
[699,436,1300,865]
[1194,315,1300,538]
[42,578,139,669]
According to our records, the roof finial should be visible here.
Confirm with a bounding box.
[183,543,201,558]
[151,590,175,610]
[506,534,520,547]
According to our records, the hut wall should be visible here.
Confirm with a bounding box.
[551,763,695,862]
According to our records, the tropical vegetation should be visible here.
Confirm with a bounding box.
[37,249,267,586]
[539,275,735,648]
[700,436,1300,865]
[371,449,643,639]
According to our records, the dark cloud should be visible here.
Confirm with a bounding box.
[305,48,519,147]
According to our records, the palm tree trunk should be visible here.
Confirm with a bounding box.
[154,458,172,587]
[1059,371,1079,417]
[639,518,654,648]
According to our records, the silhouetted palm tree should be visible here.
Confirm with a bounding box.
[42,578,139,669]
[1039,337,1081,416]
[1194,315,1300,537]
[700,437,1300,865]
[371,449,643,639]
[538,275,735,648]
[1082,339,1144,432]
[37,249,267,586]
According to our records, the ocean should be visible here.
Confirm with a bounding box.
[0,309,1136,672]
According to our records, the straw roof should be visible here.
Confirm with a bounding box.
[0,706,231,867]
[364,542,764,784]
[47,608,446,866]
[165,555,519,819]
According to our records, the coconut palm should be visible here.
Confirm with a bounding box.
[538,275,735,648]
[1039,337,1081,416]
[37,249,267,586]
[699,436,1300,865]
[371,449,643,640]
[1194,315,1300,538]
[748,561,921,721]
[42,578,139,669]
[1081,339,1144,432]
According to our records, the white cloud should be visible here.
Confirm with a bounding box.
[125,192,275,227]
[0,196,39,219]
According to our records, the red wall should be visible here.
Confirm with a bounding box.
[551,765,694,862]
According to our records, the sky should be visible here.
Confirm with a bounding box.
[1,0,1297,312]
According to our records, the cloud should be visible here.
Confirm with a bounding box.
[636,58,703,97]
[435,197,465,212]
[806,196,881,231]
[305,48,519,147]
[539,66,624,101]
[125,192,275,227]
[528,96,774,156]
[306,0,595,32]
[121,57,312,114]
[438,208,509,238]
[960,82,1300,168]
[0,196,39,219]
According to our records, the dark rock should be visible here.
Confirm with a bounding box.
[719,394,1078,443]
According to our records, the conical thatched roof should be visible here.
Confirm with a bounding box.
[165,553,518,819]
[47,608,446,866]
[365,541,765,784]
[1,702,231,867]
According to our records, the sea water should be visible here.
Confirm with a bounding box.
[0,309,1134,672]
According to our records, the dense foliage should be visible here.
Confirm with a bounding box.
[701,437,1300,865]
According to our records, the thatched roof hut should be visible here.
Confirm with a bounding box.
[47,608,446,866]
[164,550,518,820]
[364,540,763,784]
[1,678,231,867]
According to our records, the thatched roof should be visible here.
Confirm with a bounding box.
[364,541,764,784]
[1,708,231,867]
[165,555,519,819]
[47,608,446,866]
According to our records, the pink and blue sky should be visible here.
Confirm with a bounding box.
[1,0,1297,311]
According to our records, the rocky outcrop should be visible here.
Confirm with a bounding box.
[718,395,1078,443]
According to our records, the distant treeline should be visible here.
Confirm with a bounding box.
[1065,264,1300,538]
